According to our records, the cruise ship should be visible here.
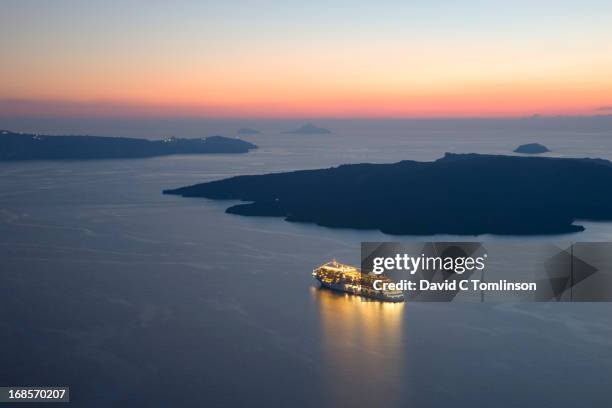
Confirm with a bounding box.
[312,260,405,302]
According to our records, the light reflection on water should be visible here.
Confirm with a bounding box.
[313,287,405,407]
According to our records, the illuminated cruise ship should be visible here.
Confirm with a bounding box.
[312,260,404,302]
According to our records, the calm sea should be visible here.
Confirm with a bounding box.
[1,119,612,407]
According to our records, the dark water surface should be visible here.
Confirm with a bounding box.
[1,124,612,407]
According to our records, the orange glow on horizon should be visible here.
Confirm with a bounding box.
[3,38,612,118]
[2,86,610,119]
[2,1,612,119]
[3,58,611,118]
[3,32,612,118]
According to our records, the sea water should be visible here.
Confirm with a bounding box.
[1,118,611,407]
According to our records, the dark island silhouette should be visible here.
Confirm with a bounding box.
[514,143,550,154]
[164,153,612,235]
[282,123,331,134]
[0,130,257,160]
[237,128,261,135]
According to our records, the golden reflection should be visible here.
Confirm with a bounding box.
[311,286,405,407]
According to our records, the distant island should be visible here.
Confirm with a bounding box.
[282,123,331,134]
[237,128,261,135]
[0,130,257,160]
[164,153,612,235]
[514,143,550,154]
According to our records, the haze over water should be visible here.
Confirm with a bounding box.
[1,119,612,407]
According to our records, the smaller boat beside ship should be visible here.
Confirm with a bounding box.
[312,259,404,302]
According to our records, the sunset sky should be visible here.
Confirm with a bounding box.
[1,0,611,118]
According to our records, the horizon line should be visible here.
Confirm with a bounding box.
[2,113,612,122]
[1,98,611,121]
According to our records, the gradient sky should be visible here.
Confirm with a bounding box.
[1,0,611,118]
